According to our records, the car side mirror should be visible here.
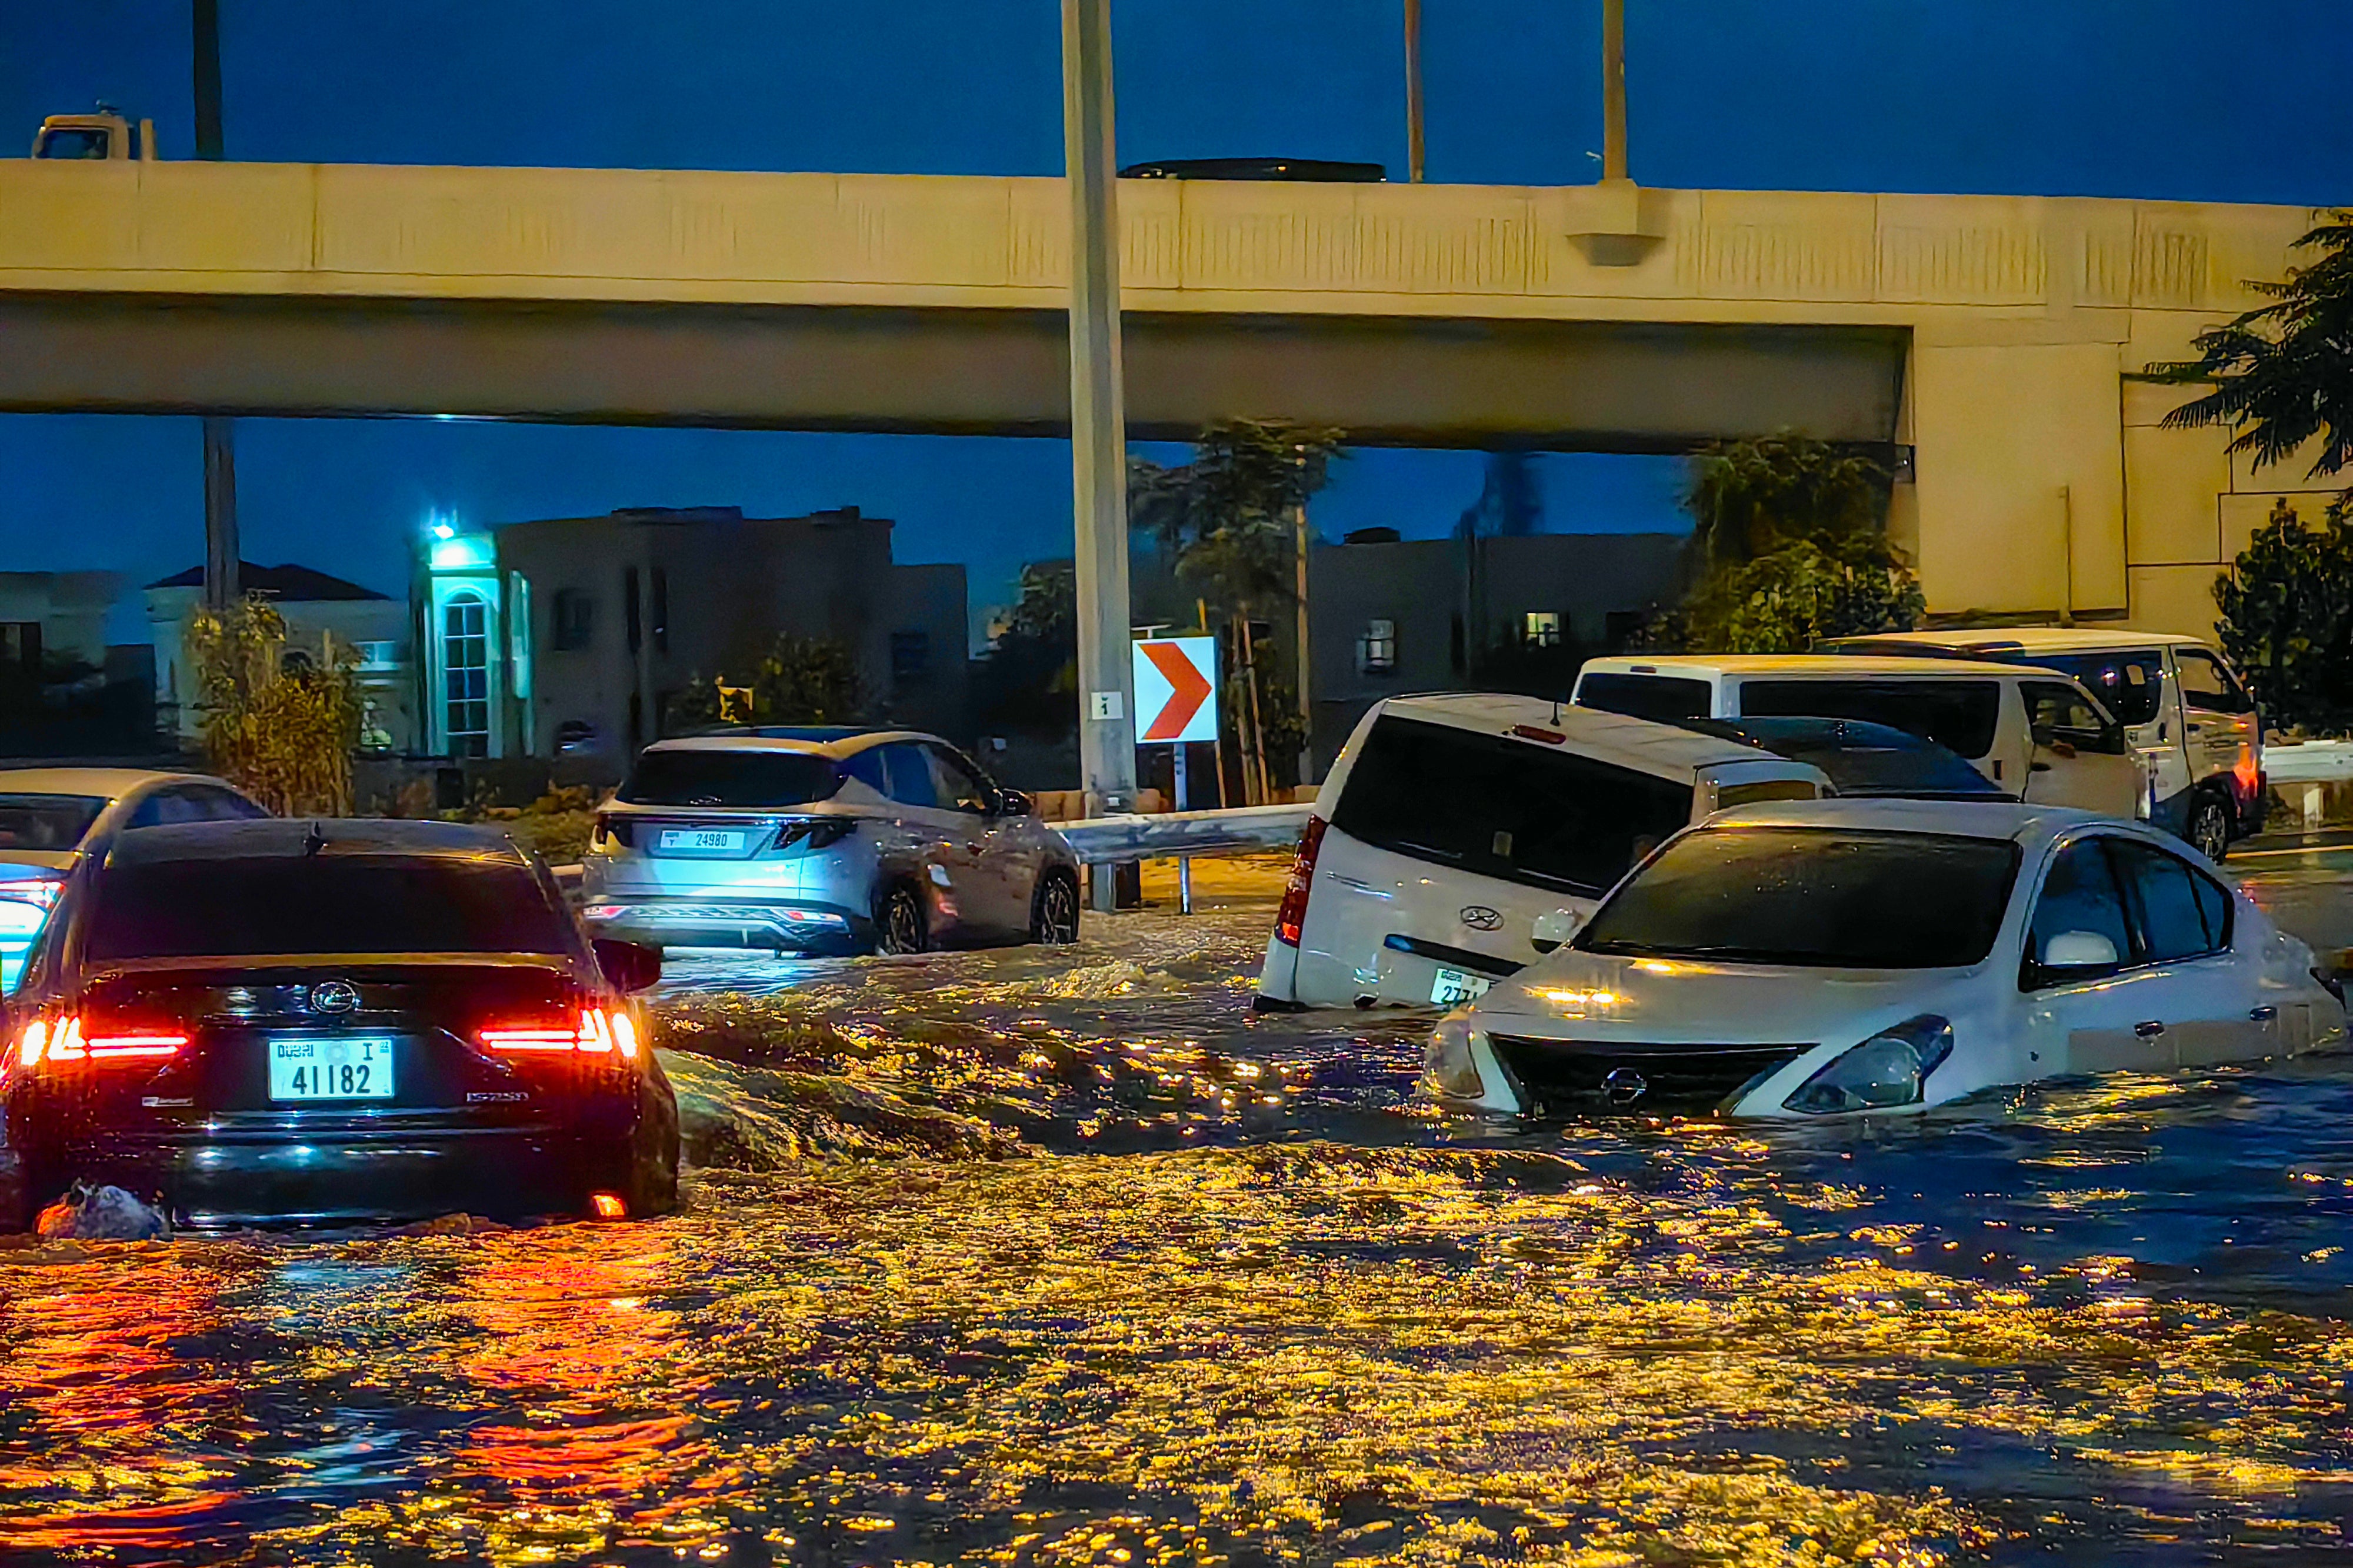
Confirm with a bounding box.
[2042,929,2118,969]
[998,788,1034,817]
[593,937,662,994]
[1531,907,1584,954]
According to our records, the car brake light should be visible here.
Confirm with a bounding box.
[478,1007,633,1057]
[16,1015,185,1067]
[1275,816,1328,948]
[590,1192,627,1220]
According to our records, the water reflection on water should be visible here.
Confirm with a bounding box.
[2,900,2351,1563]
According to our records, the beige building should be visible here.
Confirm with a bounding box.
[146,562,415,750]
[0,571,118,673]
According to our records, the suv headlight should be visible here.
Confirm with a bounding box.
[1782,1014,1953,1115]
[1422,1014,1487,1100]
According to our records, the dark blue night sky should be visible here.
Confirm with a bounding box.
[4,1,2347,642]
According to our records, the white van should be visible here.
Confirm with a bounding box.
[1572,654,2142,819]
[1253,693,1830,1012]
[1818,629,2264,861]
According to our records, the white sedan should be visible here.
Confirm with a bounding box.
[1424,799,2347,1119]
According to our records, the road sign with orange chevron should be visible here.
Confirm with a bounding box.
[1131,636,1218,745]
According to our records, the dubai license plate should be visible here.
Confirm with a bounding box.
[268,1037,396,1102]
[1431,968,1491,1007]
[658,828,745,854]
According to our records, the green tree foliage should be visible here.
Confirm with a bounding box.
[1669,432,1919,653]
[188,595,361,815]
[2213,497,2353,732]
[667,633,864,732]
[972,562,1078,739]
[2149,212,2353,493]
[1129,418,1344,616]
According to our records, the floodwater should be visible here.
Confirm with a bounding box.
[4,864,2353,1564]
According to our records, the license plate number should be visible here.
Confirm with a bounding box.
[268,1037,396,1102]
[659,829,744,853]
[1431,968,1491,1007]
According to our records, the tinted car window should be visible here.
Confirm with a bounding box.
[1702,717,2000,798]
[2113,839,2230,962]
[2027,839,2133,973]
[195,788,270,821]
[2004,649,2165,726]
[928,747,994,814]
[1737,679,2003,759]
[2022,681,2127,754]
[2178,649,2255,715]
[87,855,569,958]
[0,794,106,849]
[880,743,937,809]
[1576,827,2020,969]
[839,748,888,796]
[1577,672,1714,722]
[1334,715,1695,896]
[619,749,842,808]
[128,789,209,829]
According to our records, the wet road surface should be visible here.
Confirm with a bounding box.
[4,859,2353,1563]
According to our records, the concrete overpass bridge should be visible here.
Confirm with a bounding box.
[0,159,2324,629]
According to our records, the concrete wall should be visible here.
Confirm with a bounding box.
[0,571,118,668]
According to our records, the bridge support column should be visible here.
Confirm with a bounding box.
[1063,0,1138,910]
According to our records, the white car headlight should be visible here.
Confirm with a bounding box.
[1422,1013,1486,1100]
[1782,1015,1954,1115]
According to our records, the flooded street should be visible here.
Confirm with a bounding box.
[5,865,2353,1563]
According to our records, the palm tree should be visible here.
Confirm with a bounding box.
[2148,211,2353,493]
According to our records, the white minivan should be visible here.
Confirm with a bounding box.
[1254,693,1830,1012]
[1572,654,2142,819]
[1818,629,2264,862]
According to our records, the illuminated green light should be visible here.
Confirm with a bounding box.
[429,533,494,571]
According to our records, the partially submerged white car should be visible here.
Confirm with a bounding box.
[1424,798,2347,1119]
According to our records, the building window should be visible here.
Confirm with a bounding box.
[0,623,41,673]
[552,589,594,650]
[352,640,398,670]
[1357,619,1397,675]
[1523,610,1562,649]
[891,630,931,683]
[442,592,490,758]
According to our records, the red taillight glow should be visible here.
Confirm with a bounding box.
[479,1008,634,1057]
[16,1016,185,1067]
[1275,816,1327,948]
[589,1192,627,1220]
[2235,748,2261,796]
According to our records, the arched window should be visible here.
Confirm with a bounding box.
[442,592,490,758]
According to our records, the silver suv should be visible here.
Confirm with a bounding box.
[579,729,1081,956]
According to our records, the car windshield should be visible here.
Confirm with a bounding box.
[86,855,569,958]
[0,793,107,850]
[1577,826,2021,969]
[618,749,843,808]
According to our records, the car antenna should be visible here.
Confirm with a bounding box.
[302,820,328,857]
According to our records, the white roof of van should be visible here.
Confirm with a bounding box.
[1581,653,2035,679]
[1827,628,2216,653]
[1378,692,1813,776]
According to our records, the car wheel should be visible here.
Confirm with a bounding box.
[2190,792,2232,862]
[1031,869,1081,945]
[875,884,929,955]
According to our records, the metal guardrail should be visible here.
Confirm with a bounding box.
[1052,803,1312,865]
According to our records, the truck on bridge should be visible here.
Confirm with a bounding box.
[31,106,156,162]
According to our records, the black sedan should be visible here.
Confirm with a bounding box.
[0,818,678,1230]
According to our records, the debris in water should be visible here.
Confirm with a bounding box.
[35,1183,171,1242]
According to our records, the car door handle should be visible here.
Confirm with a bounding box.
[2187,723,2204,735]
[2135,1019,2165,1038]
[2249,1005,2278,1022]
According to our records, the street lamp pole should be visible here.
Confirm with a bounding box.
[1061,0,1138,909]
[1601,0,1627,183]
[195,0,238,612]
[1403,0,1425,183]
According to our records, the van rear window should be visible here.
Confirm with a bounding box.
[1735,679,2002,759]
[1577,672,1713,722]
[1332,716,1695,896]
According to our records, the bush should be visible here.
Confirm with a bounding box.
[2215,498,2353,732]
[1682,532,1926,653]
[188,596,361,815]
